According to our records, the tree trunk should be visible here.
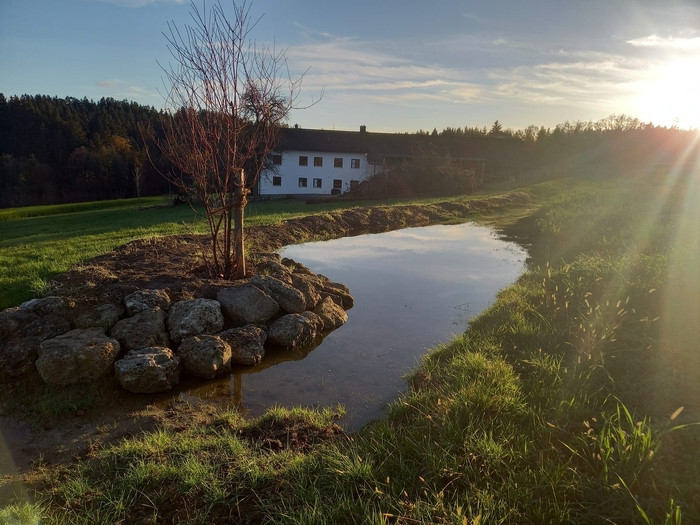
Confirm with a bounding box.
[232,169,247,279]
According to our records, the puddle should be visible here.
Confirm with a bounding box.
[181,222,527,430]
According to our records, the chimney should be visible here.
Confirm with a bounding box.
[360,125,367,133]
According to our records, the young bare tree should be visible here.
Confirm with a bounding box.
[156,0,303,279]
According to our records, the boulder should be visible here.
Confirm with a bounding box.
[0,337,41,377]
[282,258,315,276]
[0,307,39,340]
[300,311,325,333]
[74,303,124,330]
[267,313,319,349]
[110,308,169,351]
[177,335,231,379]
[217,284,279,325]
[19,296,72,318]
[167,298,224,343]
[114,347,180,393]
[35,327,120,386]
[124,289,171,316]
[313,296,349,331]
[21,313,71,341]
[249,275,306,314]
[320,280,355,310]
[219,325,267,365]
[254,254,293,283]
[290,273,323,309]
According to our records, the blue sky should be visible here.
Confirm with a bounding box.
[1,0,699,132]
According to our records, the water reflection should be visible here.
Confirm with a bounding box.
[181,222,527,430]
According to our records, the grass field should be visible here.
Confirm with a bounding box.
[2,174,699,524]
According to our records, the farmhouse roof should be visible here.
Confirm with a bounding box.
[276,126,524,164]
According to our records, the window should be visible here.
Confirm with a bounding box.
[333,179,342,189]
[298,177,307,188]
[334,158,343,168]
[298,156,308,166]
[314,157,323,167]
[272,176,282,187]
[351,158,360,169]
[270,154,282,165]
[313,178,323,188]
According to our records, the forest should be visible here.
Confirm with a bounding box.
[1,93,698,208]
[0,94,171,208]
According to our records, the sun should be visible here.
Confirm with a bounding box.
[633,56,700,129]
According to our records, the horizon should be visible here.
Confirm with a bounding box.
[1,1,699,132]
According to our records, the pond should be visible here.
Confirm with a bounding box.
[183,222,527,430]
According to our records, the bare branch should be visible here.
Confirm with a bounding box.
[150,0,311,278]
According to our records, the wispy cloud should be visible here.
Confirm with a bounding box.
[486,52,644,111]
[626,34,700,50]
[285,36,485,108]
[96,79,119,88]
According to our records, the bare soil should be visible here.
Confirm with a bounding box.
[0,193,530,482]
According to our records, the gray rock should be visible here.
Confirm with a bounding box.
[114,347,180,393]
[110,308,169,351]
[313,296,349,331]
[219,325,267,365]
[74,303,124,330]
[177,335,231,379]
[124,289,171,316]
[0,337,41,377]
[19,296,72,317]
[267,313,319,349]
[0,307,39,340]
[254,254,293,283]
[35,327,120,386]
[22,313,72,341]
[249,275,306,314]
[282,258,315,276]
[167,298,224,343]
[290,273,323,309]
[300,311,325,333]
[217,284,279,325]
[321,281,354,309]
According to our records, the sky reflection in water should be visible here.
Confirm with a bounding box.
[184,222,527,430]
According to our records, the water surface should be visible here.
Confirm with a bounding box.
[184,222,527,430]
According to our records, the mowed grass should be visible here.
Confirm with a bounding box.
[4,174,699,524]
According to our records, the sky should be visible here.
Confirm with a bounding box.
[1,0,699,133]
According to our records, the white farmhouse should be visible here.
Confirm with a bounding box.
[257,125,385,196]
[255,125,525,197]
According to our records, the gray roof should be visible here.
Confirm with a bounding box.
[276,127,524,164]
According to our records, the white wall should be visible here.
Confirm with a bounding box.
[259,150,373,195]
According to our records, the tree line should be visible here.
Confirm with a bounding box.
[1,93,698,209]
[426,115,699,177]
[0,94,173,208]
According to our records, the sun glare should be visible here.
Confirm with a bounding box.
[634,56,700,129]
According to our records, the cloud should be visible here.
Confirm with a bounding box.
[96,79,120,88]
[626,34,700,50]
[486,52,644,109]
[284,36,485,107]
